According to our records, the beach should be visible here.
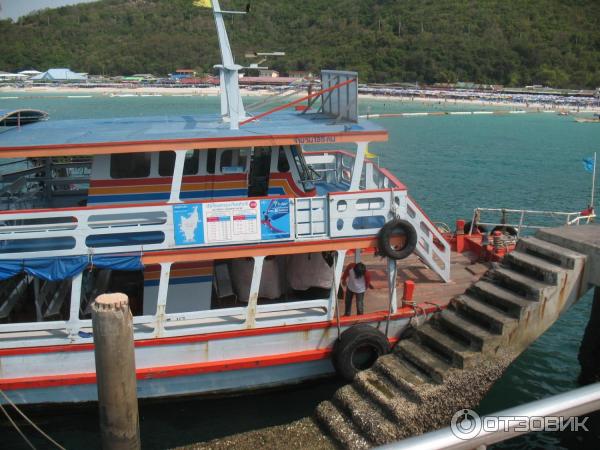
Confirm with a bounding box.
[1,84,600,114]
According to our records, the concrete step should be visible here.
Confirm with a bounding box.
[436,309,503,351]
[315,400,371,449]
[467,280,535,320]
[503,250,565,285]
[333,384,400,445]
[415,322,478,369]
[373,354,428,403]
[488,267,551,301]
[451,294,518,335]
[354,370,410,426]
[397,339,451,383]
[517,236,585,270]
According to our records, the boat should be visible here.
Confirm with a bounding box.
[575,113,600,123]
[0,2,593,407]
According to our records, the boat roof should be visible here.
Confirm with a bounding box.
[0,110,387,158]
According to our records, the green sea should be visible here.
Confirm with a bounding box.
[0,93,599,449]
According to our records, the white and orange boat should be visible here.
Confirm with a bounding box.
[0,2,519,406]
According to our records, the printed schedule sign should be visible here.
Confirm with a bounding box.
[204,200,261,243]
[173,199,291,246]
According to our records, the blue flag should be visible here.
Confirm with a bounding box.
[583,157,594,173]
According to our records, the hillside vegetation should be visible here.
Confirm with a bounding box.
[1,0,599,88]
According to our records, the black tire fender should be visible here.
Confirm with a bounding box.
[463,221,488,235]
[332,323,390,381]
[377,219,418,260]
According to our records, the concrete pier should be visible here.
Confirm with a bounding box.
[92,293,141,450]
[177,225,600,449]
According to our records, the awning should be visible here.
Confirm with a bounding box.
[0,254,143,282]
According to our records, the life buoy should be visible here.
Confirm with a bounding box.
[491,225,518,236]
[377,219,418,260]
[332,324,390,381]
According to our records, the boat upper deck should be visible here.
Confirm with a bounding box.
[0,110,388,157]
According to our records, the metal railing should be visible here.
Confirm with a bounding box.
[380,382,600,450]
[470,207,596,237]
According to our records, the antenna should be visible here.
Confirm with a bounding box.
[209,0,249,130]
[244,51,286,70]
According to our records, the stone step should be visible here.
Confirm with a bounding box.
[373,354,428,403]
[315,401,371,450]
[333,384,400,445]
[517,236,585,270]
[467,280,535,320]
[436,309,503,351]
[397,339,451,383]
[451,294,518,335]
[415,322,478,369]
[354,370,412,424]
[503,250,565,285]
[488,267,552,301]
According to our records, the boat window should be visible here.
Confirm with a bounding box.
[206,148,216,174]
[80,269,145,318]
[277,146,290,172]
[158,150,200,177]
[0,274,72,323]
[290,145,309,180]
[220,150,233,170]
[110,152,151,179]
[220,149,248,174]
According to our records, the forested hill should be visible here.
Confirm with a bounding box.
[1,0,599,88]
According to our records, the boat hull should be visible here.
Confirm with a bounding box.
[0,317,409,405]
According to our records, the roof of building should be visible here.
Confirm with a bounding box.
[0,110,387,157]
[239,76,297,85]
[32,68,87,81]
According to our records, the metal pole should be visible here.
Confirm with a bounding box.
[92,293,141,450]
[592,152,597,208]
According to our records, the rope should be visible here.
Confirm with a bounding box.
[0,389,65,450]
[0,402,36,450]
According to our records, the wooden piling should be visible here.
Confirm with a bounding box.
[91,293,141,450]
[578,287,600,385]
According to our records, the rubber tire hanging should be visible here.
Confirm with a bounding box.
[332,324,390,381]
[377,219,418,260]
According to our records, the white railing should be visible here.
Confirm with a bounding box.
[0,205,171,259]
[295,197,328,238]
[328,191,394,238]
[471,207,596,237]
[402,197,452,282]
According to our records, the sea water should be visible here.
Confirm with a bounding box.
[0,93,599,449]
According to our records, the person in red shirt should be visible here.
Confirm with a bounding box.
[341,262,374,316]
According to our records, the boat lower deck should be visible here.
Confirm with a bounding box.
[339,250,489,316]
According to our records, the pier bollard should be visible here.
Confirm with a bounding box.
[92,293,141,450]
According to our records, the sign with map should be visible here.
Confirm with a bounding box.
[173,204,205,245]
[172,199,291,246]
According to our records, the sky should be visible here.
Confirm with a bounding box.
[0,0,98,20]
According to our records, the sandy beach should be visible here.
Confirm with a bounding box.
[2,85,599,114]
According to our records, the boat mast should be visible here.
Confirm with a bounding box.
[210,0,247,130]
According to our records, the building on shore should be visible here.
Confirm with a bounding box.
[32,68,87,82]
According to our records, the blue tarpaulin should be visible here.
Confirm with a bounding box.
[0,255,143,281]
